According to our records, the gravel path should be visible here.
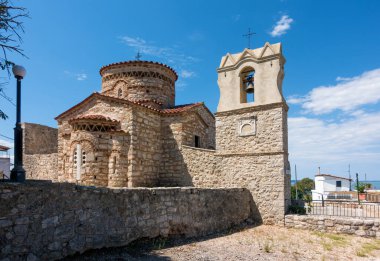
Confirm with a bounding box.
[63,225,380,261]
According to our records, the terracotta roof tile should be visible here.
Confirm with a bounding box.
[161,103,204,114]
[70,114,118,123]
[55,93,212,120]
[99,60,178,80]
[0,145,10,151]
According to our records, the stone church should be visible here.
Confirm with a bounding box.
[24,42,290,224]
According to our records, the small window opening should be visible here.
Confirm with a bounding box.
[336,181,342,188]
[240,68,255,103]
[94,175,96,179]
[113,156,117,174]
[194,135,200,148]
[82,151,86,165]
[146,90,150,93]
[118,88,122,98]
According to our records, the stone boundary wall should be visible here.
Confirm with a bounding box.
[285,215,380,238]
[0,182,252,260]
[22,123,59,181]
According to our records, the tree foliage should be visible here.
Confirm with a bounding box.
[0,0,28,120]
[291,177,315,200]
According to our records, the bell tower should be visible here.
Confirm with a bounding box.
[217,42,285,112]
[214,42,290,225]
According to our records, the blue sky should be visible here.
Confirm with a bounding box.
[1,0,379,180]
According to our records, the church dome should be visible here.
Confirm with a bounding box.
[99,60,177,108]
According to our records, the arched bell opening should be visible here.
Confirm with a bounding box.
[240,67,255,103]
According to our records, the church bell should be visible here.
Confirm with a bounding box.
[245,75,254,93]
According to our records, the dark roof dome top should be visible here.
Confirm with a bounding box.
[99,60,178,80]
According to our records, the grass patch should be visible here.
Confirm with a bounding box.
[152,237,167,250]
[312,231,349,248]
[263,240,273,253]
[356,241,380,257]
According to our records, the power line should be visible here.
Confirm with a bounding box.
[0,133,13,140]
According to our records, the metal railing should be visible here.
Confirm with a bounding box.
[289,199,380,219]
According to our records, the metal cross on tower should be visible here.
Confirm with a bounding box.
[135,51,142,61]
[243,28,256,49]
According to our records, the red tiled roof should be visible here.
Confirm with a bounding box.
[70,114,119,123]
[315,174,352,181]
[99,60,178,80]
[55,92,211,120]
[161,103,204,114]
[133,99,164,105]
[0,145,10,151]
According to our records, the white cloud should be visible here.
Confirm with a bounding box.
[180,70,195,79]
[232,14,241,22]
[270,15,294,37]
[289,112,380,163]
[294,68,380,114]
[76,73,87,81]
[287,95,307,105]
[0,139,13,149]
[120,36,198,67]
[64,71,87,81]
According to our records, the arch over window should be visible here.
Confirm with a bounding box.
[240,67,255,103]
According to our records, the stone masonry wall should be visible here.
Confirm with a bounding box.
[285,215,380,238]
[22,123,59,181]
[182,146,288,224]
[0,182,252,260]
[181,104,290,225]
[130,107,162,187]
[101,62,176,108]
[57,99,133,186]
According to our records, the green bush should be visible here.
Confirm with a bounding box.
[288,205,306,215]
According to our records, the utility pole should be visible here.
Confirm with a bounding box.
[295,164,298,200]
[356,173,360,204]
[348,164,351,191]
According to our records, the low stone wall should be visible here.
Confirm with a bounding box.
[285,215,380,238]
[0,182,252,260]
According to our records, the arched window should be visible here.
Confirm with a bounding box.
[240,67,255,103]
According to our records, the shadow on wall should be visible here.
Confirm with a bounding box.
[158,121,194,187]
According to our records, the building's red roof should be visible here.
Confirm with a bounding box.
[161,103,204,114]
[315,174,352,181]
[70,114,119,123]
[0,145,10,151]
[55,92,212,120]
[99,60,178,80]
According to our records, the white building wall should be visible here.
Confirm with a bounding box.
[312,175,351,201]
[0,157,10,178]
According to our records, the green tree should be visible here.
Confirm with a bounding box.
[291,177,315,200]
[0,0,28,120]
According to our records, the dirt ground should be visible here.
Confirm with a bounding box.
[64,225,380,261]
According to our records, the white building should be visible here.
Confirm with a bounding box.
[311,174,352,201]
[0,145,10,179]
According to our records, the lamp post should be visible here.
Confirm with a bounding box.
[10,65,26,182]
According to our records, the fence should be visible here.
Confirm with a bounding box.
[289,200,380,219]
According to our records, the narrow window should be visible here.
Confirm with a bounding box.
[336,181,342,188]
[113,156,117,174]
[118,88,122,98]
[194,135,200,148]
[240,68,255,103]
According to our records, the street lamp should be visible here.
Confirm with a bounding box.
[10,65,26,182]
